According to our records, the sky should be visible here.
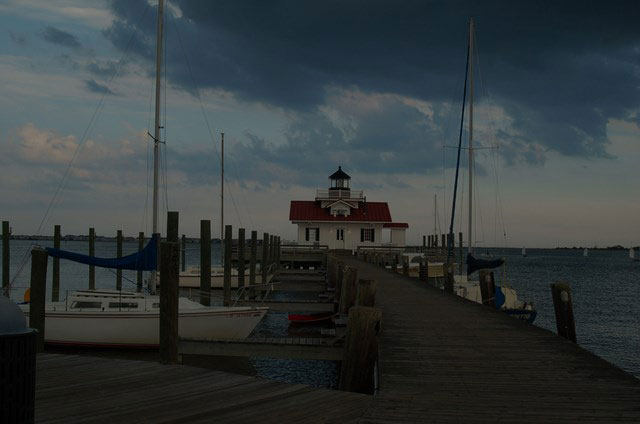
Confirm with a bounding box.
[0,0,639,248]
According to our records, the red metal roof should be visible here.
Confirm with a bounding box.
[383,222,409,228]
[289,201,392,222]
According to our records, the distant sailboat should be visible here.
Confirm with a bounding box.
[583,248,588,257]
[630,248,639,262]
[521,247,527,257]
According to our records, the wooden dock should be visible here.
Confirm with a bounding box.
[343,257,640,423]
[35,354,371,423]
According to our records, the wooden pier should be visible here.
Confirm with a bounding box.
[34,354,370,423]
[342,257,640,423]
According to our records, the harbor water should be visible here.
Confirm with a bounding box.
[2,240,638,385]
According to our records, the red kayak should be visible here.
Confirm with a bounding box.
[288,312,335,324]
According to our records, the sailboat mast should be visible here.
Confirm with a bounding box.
[434,194,437,236]
[150,0,164,290]
[467,17,474,255]
[220,132,224,263]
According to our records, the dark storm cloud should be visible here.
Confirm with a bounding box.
[85,79,116,95]
[105,0,640,181]
[41,26,82,48]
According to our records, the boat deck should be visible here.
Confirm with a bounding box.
[343,257,640,423]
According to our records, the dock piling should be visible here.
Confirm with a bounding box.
[238,228,245,291]
[167,211,179,242]
[2,221,8,297]
[338,266,358,315]
[249,230,257,299]
[137,232,144,292]
[478,271,496,307]
[444,263,454,293]
[551,282,577,343]
[88,228,95,290]
[30,248,48,352]
[200,220,211,306]
[223,225,232,306]
[52,225,60,301]
[356,279,377,307]
[339,306,382,394]
[116,230,123,291]
[181,234,186,272]
[159,241,179,364]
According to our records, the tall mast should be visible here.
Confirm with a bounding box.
[150,0,164,290]
[220,132,224,264]
[467,17,474,255]
[434,194,437,236]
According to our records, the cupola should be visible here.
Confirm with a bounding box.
[328,166,351,191]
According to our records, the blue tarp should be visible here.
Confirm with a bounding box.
[46,234,158,271]
[495,287,506,309]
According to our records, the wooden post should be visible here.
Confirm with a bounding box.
[339,266,358,314]
[478,270,496,307]
[269,235,275,266]
[159,241,179,364]
[249,230,257,299]
[402,256,409,276]
[433,234,438,248]
[223,225,232,306]
[356,279,377,307]
[137,232,144,292]
[275,236,280,270]
[551,282,577,343]
[335,261,345,301]
[200,220,211,306]
[419,261,426,282]
[88,227,95,290]
[441,234,446,251]
[339,306,382,394]
[458,232,463,275]
[181,234,186,272]
[167,211,179,242]
[116,230,123,291]
[238,228,245,291]
[52,225,61,302]
[30,249,48,352]
[261,233,269,286]
[444,263,454,294]
[393,254,399,273]
[2,221,9,297]
[422,235,426,250]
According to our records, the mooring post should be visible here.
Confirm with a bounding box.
[339,306,382,394]
[441,234,446,252]
[433,234,438,248]
[116,230,123,291]
[356,279,377,307]
[52,224,60,302]
[275,236,281,270]
[249,230,257,299]
[261,233,269,286]
[167,211,179,243]
[551,282,577,343]
[478,270,496,307]
[88,227,95,290]
[2,221,9,297]
[30,248,48,352]
[339,266,358,315]
[159,241,179,364]
[137,232,144,292]
[238,228,245,292]
[393,254,399,272]
[181,234,186,273]
[402,255,409,276]
[444,263,454,293]
[200,220,211,306]
[223,225,232,306]
[458,232,463,275]
[334,261,345,303]
[422,235,426,251]
[419,260,426,282]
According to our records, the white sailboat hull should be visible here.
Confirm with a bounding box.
[19,291,267,347]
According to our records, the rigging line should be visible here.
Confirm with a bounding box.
[447,32,470,263]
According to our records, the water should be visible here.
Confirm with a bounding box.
[2,241,638,384]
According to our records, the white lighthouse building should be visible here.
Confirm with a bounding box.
[289,167,408,251]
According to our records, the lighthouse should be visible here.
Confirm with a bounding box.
[289,167,408,251]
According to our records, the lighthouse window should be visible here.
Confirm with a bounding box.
[305,227,320,242]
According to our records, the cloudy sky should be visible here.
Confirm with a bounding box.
[1,0,639,248]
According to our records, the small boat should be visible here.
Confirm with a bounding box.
[630,248,639,262]
[157,266,275,289]
[521,247,527,257]
[288,312,335,324]
[583,248,588,257]
[20,290,267,347]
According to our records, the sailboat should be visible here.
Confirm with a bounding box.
[630,248,639,262]
[18,0,267,346]
[583,248,588,257]
[521,247,527,257]
[447,18,536,323]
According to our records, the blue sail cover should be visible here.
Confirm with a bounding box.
[46,234,158,271]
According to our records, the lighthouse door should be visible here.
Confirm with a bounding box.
[336,228,345,249]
